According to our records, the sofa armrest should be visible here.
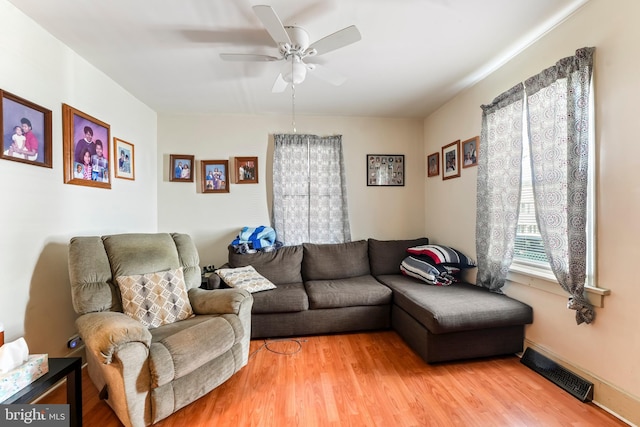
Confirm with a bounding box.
[188,287,252,315]
[76,311,152,364]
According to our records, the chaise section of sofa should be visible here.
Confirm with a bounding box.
[368,238,533,363]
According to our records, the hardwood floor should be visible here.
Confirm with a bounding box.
[40,331,626,426]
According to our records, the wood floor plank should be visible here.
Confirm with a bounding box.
[38,331,626,426]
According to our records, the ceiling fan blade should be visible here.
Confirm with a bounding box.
[272,74,289,93]
[253,5,291,46]
[220,53,281,62]
[308,63,347,86]
[308,25,361,56]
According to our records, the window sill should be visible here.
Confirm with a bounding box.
[507,264,610,308]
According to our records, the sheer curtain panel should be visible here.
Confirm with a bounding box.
[476,83,525,293]
[525,47,595,324]
[272,134,351,246]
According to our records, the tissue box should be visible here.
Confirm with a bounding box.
[0,354,49,402]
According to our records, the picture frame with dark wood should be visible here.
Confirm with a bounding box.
[234,156,258,184]
[202,159,230,193]
[62,103,111,189]
[170,154,195,182]
[427,152,439,177]
[442,140,461,180]
[1,89,52,168]
[366,154,405,186]
[114,137,135,180]
[462,136,479,168]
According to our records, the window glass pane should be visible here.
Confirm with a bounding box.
[513,130,550,267]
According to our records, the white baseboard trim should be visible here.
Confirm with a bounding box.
[524,340,638,426]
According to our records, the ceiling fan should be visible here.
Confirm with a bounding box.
[220,4,361,92]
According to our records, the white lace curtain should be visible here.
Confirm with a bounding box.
[272,133,351,245]
[476,83,525,293]
[477,47,595,324]
[525,47,595,324]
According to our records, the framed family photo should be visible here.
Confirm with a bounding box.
[62,103,111,189]
[1,90,52,168]
[114,137,135,180]
[170,154,194,182]
[427,152,439,177]
[202,159,229,193]
[442,140,461,180]
[234,156,258,184]
[367,154,405,186]
[462,136,479,168]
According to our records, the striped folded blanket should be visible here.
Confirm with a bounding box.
[400,255,459,286]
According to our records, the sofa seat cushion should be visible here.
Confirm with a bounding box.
[377,275,533,334]
[148,315,238,388]
[305,275,392,309]
[251,282,309,314]
[302,240,370,281]
[227,244,303,285]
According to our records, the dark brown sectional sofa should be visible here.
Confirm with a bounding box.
[211,237,533,363]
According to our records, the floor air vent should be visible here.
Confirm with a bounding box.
[520,347,594,402]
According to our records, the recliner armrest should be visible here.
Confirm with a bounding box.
[76,311,152,364]
[188,287,252,315]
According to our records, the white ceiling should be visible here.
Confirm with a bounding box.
[9,0,588,118]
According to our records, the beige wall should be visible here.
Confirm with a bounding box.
[157,114,426,268]
[0,1,158,355]
[424,0,640,420]
[2,0,638,422]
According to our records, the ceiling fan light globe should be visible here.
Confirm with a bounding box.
[282,60,307,84]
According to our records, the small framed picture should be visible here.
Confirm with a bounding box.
[170,154,194,182]
[462,136,479,168]
[234,156,258,184]
[202,159,229,193]
[442,140,461,180]
[427,152,439,177]
[114,138,135,180]
[62,104,111,189]
[1,89,52,168]
[367,154,404,186]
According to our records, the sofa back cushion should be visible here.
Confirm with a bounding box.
[302,240,370,281]
[227,244,303,285]
[368,237,430,276]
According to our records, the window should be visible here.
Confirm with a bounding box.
[478,47,595,323]
[272,134,351,246]
[511,86,596,289]
[513,127,550,267]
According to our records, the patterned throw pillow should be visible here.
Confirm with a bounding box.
[215,265,277,293]
[406,245,477,268]
[116,267,194,329]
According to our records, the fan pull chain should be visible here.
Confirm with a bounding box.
[291,81,297,134]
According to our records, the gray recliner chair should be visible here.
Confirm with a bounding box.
[68,233,253,427]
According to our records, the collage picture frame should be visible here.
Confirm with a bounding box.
[367,154,405,186]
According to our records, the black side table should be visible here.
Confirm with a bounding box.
[1,357,83,427]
